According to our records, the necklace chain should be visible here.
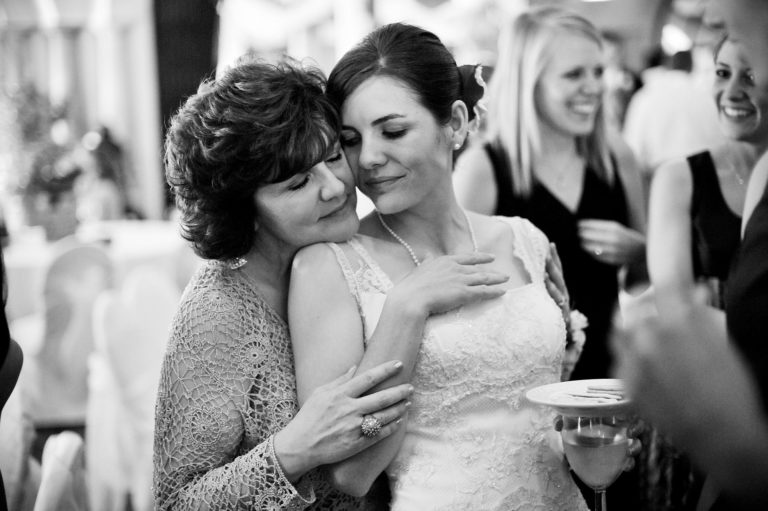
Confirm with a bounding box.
[376,210,478,267]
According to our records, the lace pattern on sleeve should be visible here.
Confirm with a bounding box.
[153,262,364,510]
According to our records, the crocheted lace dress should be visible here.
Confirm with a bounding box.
[328,217,589,511]
[153,261,368,510]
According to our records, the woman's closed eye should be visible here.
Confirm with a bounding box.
[383,129,407,140]
[340,133,360,147]
[326,151,343,163]
[288,172,311,191]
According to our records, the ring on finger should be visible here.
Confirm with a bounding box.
[361,415,383,438]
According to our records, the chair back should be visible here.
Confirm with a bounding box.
[33,431,89,511]
[25,241,113,426]
[87,264,178,511]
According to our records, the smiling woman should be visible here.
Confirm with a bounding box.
[287,21,597,511]
[453,6,647,385]
[153,54,416,510]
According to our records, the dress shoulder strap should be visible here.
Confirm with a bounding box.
[687,150,724,212]
[494,216,550,284]
[327,242,363,306]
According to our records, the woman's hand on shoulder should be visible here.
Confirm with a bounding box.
[273,360,414,482]
[388,252,509,316]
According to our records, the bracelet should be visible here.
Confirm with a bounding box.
[268,435,289,483]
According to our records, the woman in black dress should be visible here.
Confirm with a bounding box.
[454,6,646,381]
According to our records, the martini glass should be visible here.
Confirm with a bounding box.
[560,413,629,511]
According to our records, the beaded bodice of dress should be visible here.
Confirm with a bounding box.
[153,261,367,510]
[329,216,588,511]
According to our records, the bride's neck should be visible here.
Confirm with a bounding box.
[378,200,471,256]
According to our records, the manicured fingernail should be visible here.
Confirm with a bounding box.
[408,385,415,393]
[348,365,357,374]
[393,360,403,369]
[405,401,412,408]
[395,418,403,425]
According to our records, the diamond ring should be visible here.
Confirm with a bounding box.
[361,415,383,438]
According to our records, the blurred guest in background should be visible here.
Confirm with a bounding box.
[623,41,724,187]
[642,34,768,511]
[154,55,414,510]
[615,0,768,509]
[454,6,646,383]
[601,30,642,133]
[73,128,128,223]
[452,8,646,509]
[649,35,768,311]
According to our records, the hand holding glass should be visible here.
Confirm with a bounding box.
[561,414,629,511]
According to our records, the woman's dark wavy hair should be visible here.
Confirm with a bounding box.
[327,23,461,126]
[165,55,340,260]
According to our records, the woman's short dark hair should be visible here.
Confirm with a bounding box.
[327,23,460,125]
[165,56,340,260]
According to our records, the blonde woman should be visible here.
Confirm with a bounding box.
[454,7,646,382]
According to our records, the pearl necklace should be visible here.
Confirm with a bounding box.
[376,209,479,267]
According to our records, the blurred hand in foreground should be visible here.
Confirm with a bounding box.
[611,287,768,504]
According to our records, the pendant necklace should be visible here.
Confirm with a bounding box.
[376,209,478,267]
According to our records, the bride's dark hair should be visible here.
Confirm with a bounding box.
[327,22,461,126]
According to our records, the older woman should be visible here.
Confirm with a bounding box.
[153,56,416,510]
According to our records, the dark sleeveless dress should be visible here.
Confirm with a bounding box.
[689,151,742,308]
[638,150,745,511]
[484,143,627,380]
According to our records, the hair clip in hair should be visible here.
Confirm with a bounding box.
[228,257,247,270]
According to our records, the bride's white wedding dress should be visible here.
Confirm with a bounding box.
[329,216,589,511]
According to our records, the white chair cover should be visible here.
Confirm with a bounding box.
[16,240,114,427]
[86,264,178,511]
[33,431,89,511]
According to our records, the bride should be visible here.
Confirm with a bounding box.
[289,22,591,510]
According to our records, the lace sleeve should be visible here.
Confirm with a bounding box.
[153,274,315,510]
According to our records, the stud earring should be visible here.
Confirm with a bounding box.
[454,142,462,150]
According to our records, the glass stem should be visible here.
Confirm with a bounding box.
[595,489,607,511]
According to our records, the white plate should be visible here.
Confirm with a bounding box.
[525,379,632,416]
